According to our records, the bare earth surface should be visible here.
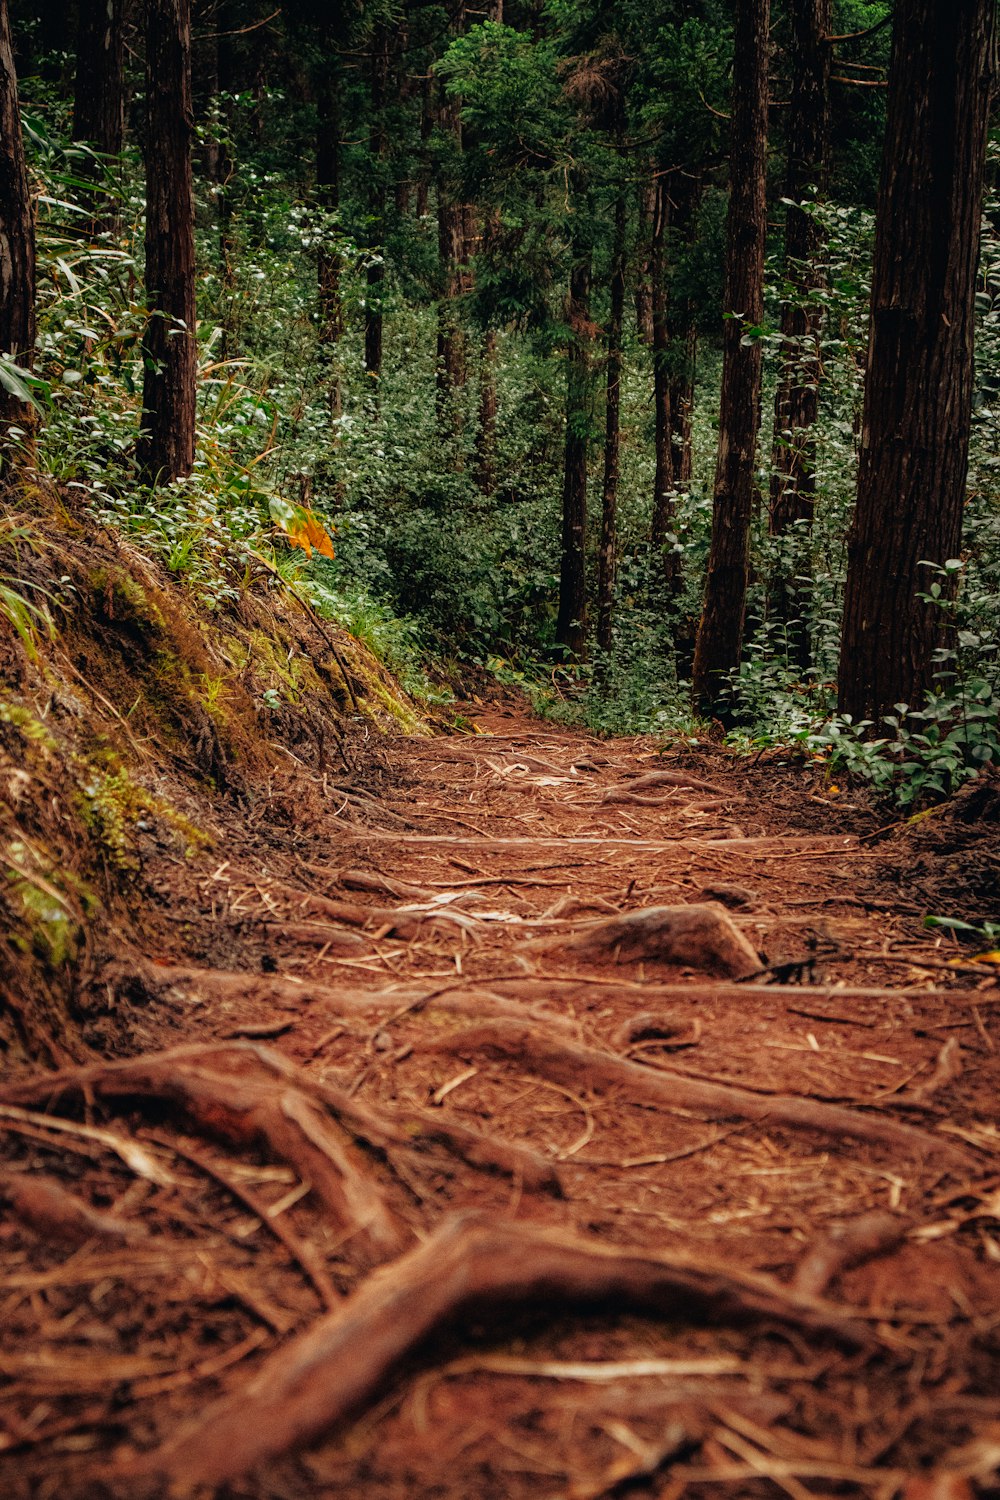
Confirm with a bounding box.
[2,705,1000,1499]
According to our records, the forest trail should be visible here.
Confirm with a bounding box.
[3,705,1000,1499]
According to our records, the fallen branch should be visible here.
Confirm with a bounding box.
[117,1211,875,1492]
[424,1021,973,1166]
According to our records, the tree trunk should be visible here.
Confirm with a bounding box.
[838,0,996,724]
[768,0,832,667]
[476,328,498,496]
[597,192,626,657]
[316,69,343,419]
[649,175,675,568]
[138,0,197,485]
[555,256,592,659]
[633,177,654,346]
[0,0,35,445]
[668,326,696,487]
[691,0,771,712]
[436,3,470,439]
[73,0,125,155]
[364,29,389,394]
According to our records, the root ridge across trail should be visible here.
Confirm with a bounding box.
[3,709,1000,1499]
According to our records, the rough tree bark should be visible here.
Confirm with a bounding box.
[555,254,592,658]
[691,0,770,711]
[436,1,471,436]
[73,0,125,157]
[316,68,344,419]
[597,191,626,656]
[364,28,389,394]
[649,174,676,572]
[138,0,197,485]
[0,0,36,444]
[768,0,832,666]
[838,0,996,724]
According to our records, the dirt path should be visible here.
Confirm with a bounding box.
[2,709,999,1499]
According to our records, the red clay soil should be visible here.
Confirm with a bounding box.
[2,704,1000,1500]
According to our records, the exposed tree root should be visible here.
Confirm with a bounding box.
[0,1170,144,1245]
[792,1211,909,1297]
[614,770,731,797]
[424,1021,974,1165]
[0,1042,563,1201]
[147,966,580,1034]
[0,1052,409,1264]
[546,904,762,979]
[115,1210,875,1493]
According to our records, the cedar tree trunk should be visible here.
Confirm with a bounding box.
[364,29,388,392]
[73,0,125,156]
[555,256,592,658]
[0,0,34,442]
[597,192,626,656]
[138,0,197,484]
[691,0,771,711]
[768,0,831,664]
[838,0,996,723]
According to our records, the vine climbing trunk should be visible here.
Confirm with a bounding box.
[555,255,592,659]
[838,0,996,725]
[597,192,626,657]
[768,0,831,669]
[138,0,197,485]
[691,0,770,712]
[0,0,35,447]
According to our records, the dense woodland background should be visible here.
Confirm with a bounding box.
[1,0,999,806]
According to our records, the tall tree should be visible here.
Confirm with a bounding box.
[597,189,626,655]
[436,1,471,434]
[137,0,197,484]
[0,0,35,444]
[364,26,389,392]
[838,0,996,724]
[73,0,126,157]
[768,0,832,662]
[555,249,592,657]
[316,66,344,416]
[691,0,771,711]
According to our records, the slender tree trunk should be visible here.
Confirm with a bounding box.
[436,3,470,437]
[691,0,771,711]
[768,0,832,665]
[838,0,996,724]
[634,177,654,346]
[138,0,197,485]
[476,328,498,495]
[316,69,344,419]
[365,29,388,393]
[597,192,626,657]
[649,175,674,562]
[668,326,696,486]
[555,255,592,658]
[73,0,125,154]
[0,0,35,446]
